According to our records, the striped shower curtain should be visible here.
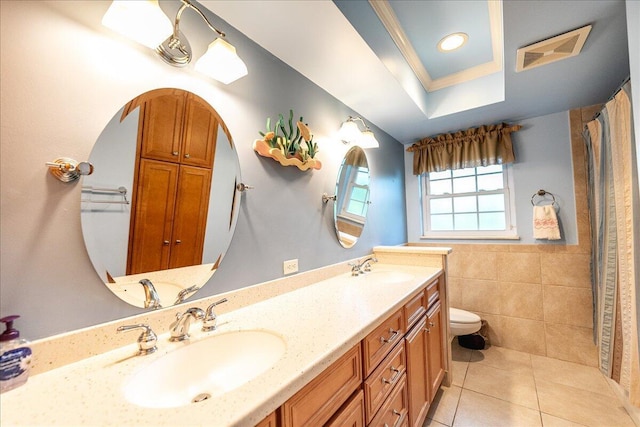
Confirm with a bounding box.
[584,80,640,406]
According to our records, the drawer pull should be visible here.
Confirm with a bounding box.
[381,367,401,385]
[172,151,179,156]
[383,410,403,427]
[380,329,399,344]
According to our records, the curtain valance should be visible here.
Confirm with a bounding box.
[407,123,522,175]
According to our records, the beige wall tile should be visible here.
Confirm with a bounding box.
[500,282,544,320]
[540,253,591,287]
[544,323,598,366]
[497,252,541,283]
[474,313,503,347]
[454,252,499,280]
[460,279,501,315]
[447,277,463,308]
[500,317,546,355]
[543,285,593,328]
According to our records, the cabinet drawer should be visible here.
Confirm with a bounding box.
[426,276,440,308]
[363,309,405,376]
[364,340,406,424]
[281,344,362,427]
[404,290,427,330]
[369,374,409,427]
[326,389,365,427]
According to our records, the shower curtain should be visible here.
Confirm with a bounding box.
[584,80,640,406]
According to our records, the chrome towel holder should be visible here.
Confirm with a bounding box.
[531,189,557,206]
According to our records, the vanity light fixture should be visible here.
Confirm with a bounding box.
[437,32,468,52]
[102,0,248,84]
[338,116,379,149]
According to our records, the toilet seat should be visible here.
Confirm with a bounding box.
[449,307,482,336]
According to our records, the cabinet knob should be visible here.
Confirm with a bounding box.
[429,321,435,327]
[172,151,179,156]
[163,240,170,245]
[184,153,190,159]
[175,240,182,244]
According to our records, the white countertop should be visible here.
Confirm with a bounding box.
[0,264,442,427]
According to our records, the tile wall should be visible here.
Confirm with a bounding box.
[414,106,601,367]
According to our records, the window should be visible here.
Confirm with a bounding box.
[340,166,370,222]
[420,165,517,239]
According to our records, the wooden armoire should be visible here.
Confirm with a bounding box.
[126,89,218,275]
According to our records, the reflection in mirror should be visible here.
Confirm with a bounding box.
[333,146,371,248]
[81,88,241,309]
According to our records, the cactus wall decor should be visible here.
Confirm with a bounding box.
[253,109,321,171]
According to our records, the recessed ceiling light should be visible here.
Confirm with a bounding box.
[437,33,468,52]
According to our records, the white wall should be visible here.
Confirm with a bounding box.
[404,111,578,245]
[0,1,407,340]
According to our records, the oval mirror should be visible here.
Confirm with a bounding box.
[81,88,242,309]
[332,146,371,248]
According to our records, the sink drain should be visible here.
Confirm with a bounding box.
[192,393,212,403]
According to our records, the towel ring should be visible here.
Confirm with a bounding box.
[531,189,557,206]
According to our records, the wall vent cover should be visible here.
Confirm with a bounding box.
[516,25,592,72]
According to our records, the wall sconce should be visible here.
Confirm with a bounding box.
[102,0,248,84]
[338,116,379,149]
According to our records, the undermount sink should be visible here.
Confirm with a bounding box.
[360,270,414,283]
[123,330,286,408]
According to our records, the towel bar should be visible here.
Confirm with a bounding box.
[531,189,556,206]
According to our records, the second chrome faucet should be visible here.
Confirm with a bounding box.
[169,298,229,341]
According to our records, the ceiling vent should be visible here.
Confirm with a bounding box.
[516,25,591,72]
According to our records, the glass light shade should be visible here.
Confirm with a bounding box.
[437,33,468,52]
[338,120,361,144]
[195,38,248,84]
[357,130,380,149]
[102,0,173,49]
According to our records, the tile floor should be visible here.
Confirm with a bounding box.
[424,341,636,427]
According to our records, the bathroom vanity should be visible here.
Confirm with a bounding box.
[0,247,451,426]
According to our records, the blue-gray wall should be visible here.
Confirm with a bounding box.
[405,111,579,245]
[0,1,407,340]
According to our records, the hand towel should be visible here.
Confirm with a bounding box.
[533,205,561,240]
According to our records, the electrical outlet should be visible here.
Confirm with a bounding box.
[283,259,298,275]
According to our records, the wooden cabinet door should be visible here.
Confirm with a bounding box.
[168,165,212,269]
[181,94,217,168]
[405,316,430,427]
[140,92,185,163]
[426,301,445,402]
[255,411,277,427]
[128,159,178,275]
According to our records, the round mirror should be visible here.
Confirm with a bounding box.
[332,146,371,248]
[81,88,242,309]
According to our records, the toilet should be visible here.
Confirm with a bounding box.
[449,307,482,336]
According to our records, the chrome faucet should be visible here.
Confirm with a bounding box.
[139,279,161,309]
[202,298,228,332]
[173,285,200,305]
[117,324,158,355]
[349,256,378,276]
[169,307,205,341]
